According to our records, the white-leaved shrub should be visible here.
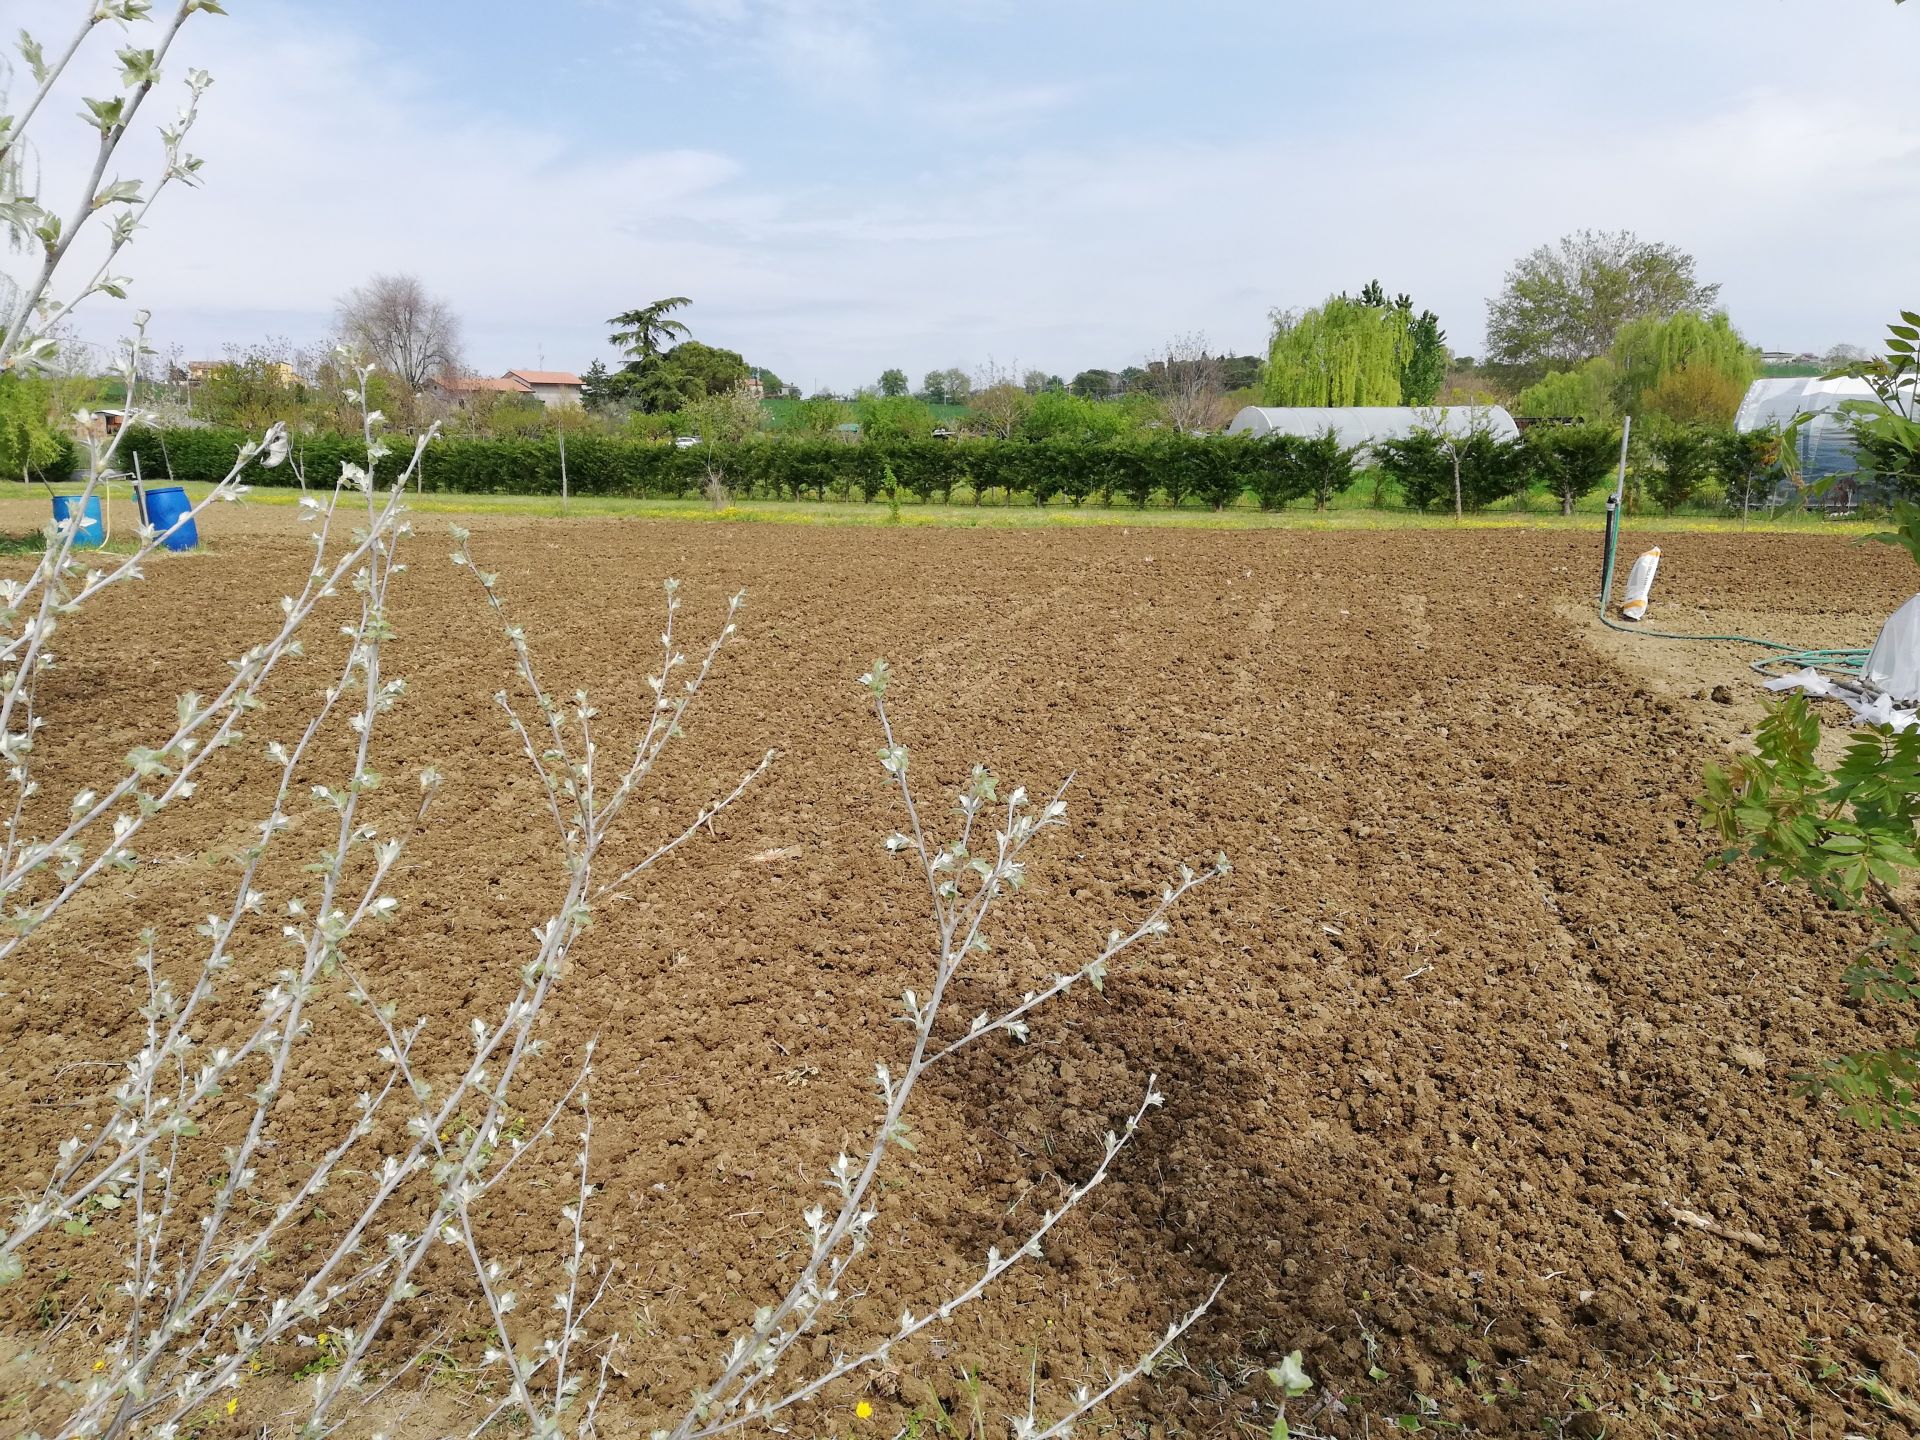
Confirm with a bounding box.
[1,7,1229,1438]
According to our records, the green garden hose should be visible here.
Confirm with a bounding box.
[1594,421,1870,681]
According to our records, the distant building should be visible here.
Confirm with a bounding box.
[504,370,584,409]
[179,359,297,388]
[438,370,585,410]
[742,373,765,400]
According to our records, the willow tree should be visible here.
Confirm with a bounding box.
[1610,311,1757,417]
[1513,356,1620,421]
[1263,296,1410,407]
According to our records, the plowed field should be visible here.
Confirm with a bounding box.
[5,510,1918,1439]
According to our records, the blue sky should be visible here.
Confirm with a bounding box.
[15,0,1920,390]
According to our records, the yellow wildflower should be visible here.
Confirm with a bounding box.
[93,1359,107,1372]
[855,1401,873,1420]
[226,1398,238,1417]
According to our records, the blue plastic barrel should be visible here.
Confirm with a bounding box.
[50,494,105,549]
[141,486,199,552]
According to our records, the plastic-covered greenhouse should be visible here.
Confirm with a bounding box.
[1733,377,1875,494]
[1226,405,1520,450]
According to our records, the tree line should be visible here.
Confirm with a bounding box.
[117,417,1809,518]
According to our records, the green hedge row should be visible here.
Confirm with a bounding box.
[122,427,1348,507]
[118,423,1781,514]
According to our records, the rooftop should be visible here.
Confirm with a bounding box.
[505,369,583,387]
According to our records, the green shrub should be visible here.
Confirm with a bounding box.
[1716,426,1789,514]
[1296,430,1363,510]
[1187,433,1252,510]
[1647,425,1722,514]
[1522,422,1621,516]
[1375,428,1524,513]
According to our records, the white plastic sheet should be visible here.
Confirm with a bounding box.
[1863,593,1920,703]
[1763,668,1920,732]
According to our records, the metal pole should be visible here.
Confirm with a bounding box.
[132,449,146,526]
[1600,416,1632,609]
[558,418,569,511]
[1600,495,1618,607]
[1613,414,1632,508]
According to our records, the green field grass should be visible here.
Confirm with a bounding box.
[133,480,1887,536]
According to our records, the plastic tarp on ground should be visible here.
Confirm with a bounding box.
[1226,405,1521,451]
[1733,376,1876,490]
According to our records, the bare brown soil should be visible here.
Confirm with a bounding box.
[4,513,1919,1439]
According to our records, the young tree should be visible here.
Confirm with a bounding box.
[1240,433,1301,510]
[0,372,67,481]
[1296,428,1363,510]
[970,381,1031,440]
[607,296,693,362]
[1454,424,1524,517]
[854,393,936,440]
[1147,333,1229,432]
[1647,425,1717,513]
[1024,390,1134,443]
[1717,426,1789,519]
[1524,421,1623,516]
[580,358,615,411]
[789,395,852,437]
[683,384,763,501]
[1485,230,1722,368]
[335,274,464,391]
[1188,432,1252,510]
[1370,430,1452,512]
[878,367,908,397]
[193,342,309,430]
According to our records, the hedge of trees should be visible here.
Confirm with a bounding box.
[118,421,1808,515]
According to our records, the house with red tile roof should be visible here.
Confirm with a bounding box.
[438,369,584,410]
[503,370,585,408]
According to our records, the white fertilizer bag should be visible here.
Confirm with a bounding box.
[1619,547,1661,622]
[1864,593,1920,703]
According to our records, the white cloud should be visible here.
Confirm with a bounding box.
[12,1,1917,390]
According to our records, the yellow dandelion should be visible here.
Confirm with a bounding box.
[226,1398,238,1416]
[93,1359,107,1372]
[855,1401,873,1420]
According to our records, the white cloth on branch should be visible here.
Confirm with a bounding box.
[1763,668,1920,732]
